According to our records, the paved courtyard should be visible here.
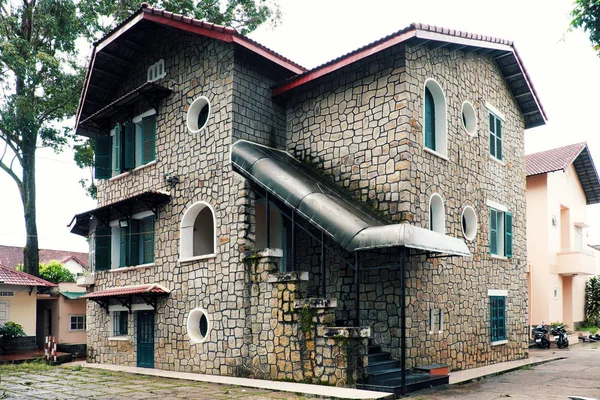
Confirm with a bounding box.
[415,342,600,400]
[0,363,304,399]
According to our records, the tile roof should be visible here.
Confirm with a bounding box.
[526,142,586,176]
[79,284,170,299]
[60,292,86,300]
[0,245,88,270]
[589,244,600,252]
[526,142,600,205]
[0,265,56,287]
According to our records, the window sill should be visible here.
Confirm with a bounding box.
[133,160,157,172]
[491,339,508,346]
[423,147,449,161]
[108,336,129,341]
[107,161,157,182]
[491,254,508,260]
[109,263,154,273]
[179,254,217,264]
[488,155,506,166]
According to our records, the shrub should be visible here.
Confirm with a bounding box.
[0,322,26,340]
[39,261,75,284]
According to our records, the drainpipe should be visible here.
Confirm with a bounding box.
[400,248,407,396]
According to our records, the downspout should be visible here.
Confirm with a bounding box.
[400,247,407,396]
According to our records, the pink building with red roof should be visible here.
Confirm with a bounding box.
[526,142,600,330]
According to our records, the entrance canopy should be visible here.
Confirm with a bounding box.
[80,284,170,314]
[231,140,470,257]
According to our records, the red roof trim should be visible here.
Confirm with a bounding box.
[80,284,170,299]
[142,12,234,43]
[0,265,56,287]
[273,29,417,96]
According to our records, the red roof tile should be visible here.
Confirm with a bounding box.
[0,245,88,270]
[526,142,586,176]
[0,265,56,287]
[80,284,170,299]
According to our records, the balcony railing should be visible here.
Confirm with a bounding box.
[556,248,596,276]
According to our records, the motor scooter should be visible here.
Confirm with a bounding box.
[552,325,569,349]
[533,324,550,348]
[569,396,600,400]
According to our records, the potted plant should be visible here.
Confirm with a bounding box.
[0,321,26,354]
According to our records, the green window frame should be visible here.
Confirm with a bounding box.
[113,311,128,336]
[117,215,154,268]
[489,208,513,258]
[94,226,111,271]
[490,296,506,342]
[94,135,112,180]
[424,87,436,150]
[489,112,502,160]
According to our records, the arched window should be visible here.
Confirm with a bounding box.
[429,194,445,234]
[180,201,216,261]
[423,79,447,156]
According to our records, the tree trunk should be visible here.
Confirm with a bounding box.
[21,139,39,277]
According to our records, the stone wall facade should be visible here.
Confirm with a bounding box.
[85,23,530,383]
[286,44,528,370]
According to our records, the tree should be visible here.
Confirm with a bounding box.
[571,0,600,54]
[39,260,75,284]
[0,1,280,276]
[585,276,600,325]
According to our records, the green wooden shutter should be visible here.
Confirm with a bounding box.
[129,219,140,266]
[490,209,498,255]
[498,296,506,340]
[424,88,436,150]
[94,226,111,271]
[141,216,155,263]
[123,122,136,170]
[94,135,112,179]
[119,227,129,267]
[496,118,502,160]
[141,115,156,164]
[490,297,497,341]
[489,113,496,157]
[504,212,513,258]
[113,125,121,173]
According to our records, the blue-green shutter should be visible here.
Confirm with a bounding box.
[489,113,496,157]
[490,209,498,255]
[113,124,121,173]
[424,88,436,150]
[490,296,506,342]
[498,297,506,340]
[142,115,156,164]
[119,227,129,267]
[504,212,513,258]
[94,226,111,271]
[123,122,136,170]
[141,216,154,264]
[129,219,140,266]
[496,118,502,160]
[94,135,112,179]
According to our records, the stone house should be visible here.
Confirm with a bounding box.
[526,143,600,330]
[69,5,545,395]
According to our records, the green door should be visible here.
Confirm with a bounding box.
[136,310,155,368]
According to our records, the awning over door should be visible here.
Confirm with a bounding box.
[80,284,170,314]
[230,140,470,257]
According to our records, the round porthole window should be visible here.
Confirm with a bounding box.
[187,308,211,343]
[461,206,477,241]
[461,101,477,136]
[186,96,211,133]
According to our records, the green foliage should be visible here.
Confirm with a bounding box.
[571,0,600,54]
[39,260,75,284]
[575,321,600,334]
[585,276,600,325]
[298,305,316,334]
[0,322,26,340]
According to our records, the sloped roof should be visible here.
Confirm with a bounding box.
[80,284,170,299]
[231,140,470,256]
[273,23,546,129]
[526,142,600,205]
[0,265,56,287]
[0,245,88,270]
[61,292,86,300]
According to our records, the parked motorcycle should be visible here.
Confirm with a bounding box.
[552,325,569,349]
[569,396,600,400]
[533,324,550,348]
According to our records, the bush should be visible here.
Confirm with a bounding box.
[39,261,75,284]
[585,276,600,326]
[0,322,26,340]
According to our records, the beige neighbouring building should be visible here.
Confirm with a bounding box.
[526,142,600,330]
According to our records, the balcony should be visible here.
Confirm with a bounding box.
[76,274,95,287]
[556,249,596,276]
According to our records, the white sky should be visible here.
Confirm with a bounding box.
[0,0,599,252]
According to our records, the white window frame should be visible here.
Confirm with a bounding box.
[423,78,448,159]
[488,289,508,346]
[179,201,217,262]
[69,315,86,332]
[147,59,166,82]
[109,210,155,270]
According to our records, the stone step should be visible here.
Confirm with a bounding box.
[368,344,382,354]
[368,367,411,384]
[368,351,392,363]
[358,373,449,395]
[367,359,400,373]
